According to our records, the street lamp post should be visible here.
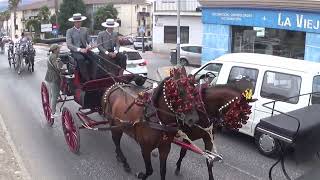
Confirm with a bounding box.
[177,0,181,66]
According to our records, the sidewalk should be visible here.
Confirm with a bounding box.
[0,115,29,180]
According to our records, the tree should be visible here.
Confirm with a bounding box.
[26,19,41,36]
[58,0,88,35]
[50,14,57,24]
[8,0,21,35]
[0,10,10,35]
[38,6,51,23]
[94,4,118,31]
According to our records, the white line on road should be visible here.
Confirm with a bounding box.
[222,161,262,180]
[0,114,31,180]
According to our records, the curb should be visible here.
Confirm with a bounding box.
[0,114,31,180]
[34,43,49,47]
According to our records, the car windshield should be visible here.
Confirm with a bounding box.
[126,52,142,60]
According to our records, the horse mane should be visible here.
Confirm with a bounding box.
[151,77,169,106]
[210,84,242,93]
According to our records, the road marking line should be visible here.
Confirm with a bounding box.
[222,161,262,180]
[0,114,31,180]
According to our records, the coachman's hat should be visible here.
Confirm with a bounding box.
[68,13,87,22]
[101,19,119,28]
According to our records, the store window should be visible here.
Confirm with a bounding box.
[261,71,302,104]
[164,26,189,44]
[232,26,306,59]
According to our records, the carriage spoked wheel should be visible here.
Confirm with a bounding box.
[41,82,54,126]
[61,107,80,154]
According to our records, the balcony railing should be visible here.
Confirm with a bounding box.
[155,0,201,12]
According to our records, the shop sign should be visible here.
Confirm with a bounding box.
[203,8,320,33]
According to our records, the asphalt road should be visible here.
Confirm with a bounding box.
[0,46,317,180]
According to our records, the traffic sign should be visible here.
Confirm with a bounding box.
[139,26,145,34]
[41,24,52,32]
[52,29,58,35]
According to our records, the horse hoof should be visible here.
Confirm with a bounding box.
[123,163,131,173]
[175,169,180,176]
[135,172,145,179]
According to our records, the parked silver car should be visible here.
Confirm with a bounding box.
[170,44,202,66]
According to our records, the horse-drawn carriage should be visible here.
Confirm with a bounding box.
[40,50,255,179]
[7,40,35,74]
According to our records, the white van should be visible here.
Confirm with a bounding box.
[192,53,320,156]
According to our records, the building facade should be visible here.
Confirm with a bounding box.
[200,0,320,64]
[83,0,152,37]
[152,0,202,53]
[7,0,152,39]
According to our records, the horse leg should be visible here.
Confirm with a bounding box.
[136,147,153,180]
[204,136,216,180]
[159,143,171,180]
[175,146,187,175]
[111,130,131,173]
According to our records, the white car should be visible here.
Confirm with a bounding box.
[92,47,147,77]
[133,37,152,50]
[192,53,320,157]
[171,44,202,66]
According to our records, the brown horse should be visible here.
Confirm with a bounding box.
[101,68,200,180]
[174,82,256,180]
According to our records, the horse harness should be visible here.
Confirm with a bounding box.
[101,81,182,134]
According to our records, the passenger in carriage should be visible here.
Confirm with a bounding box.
[66,13,96,81]
[97,19,127,76]
[45,44,63,118]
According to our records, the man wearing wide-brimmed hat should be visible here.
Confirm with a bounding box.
[97,19,127,75]
[66,13,96,81]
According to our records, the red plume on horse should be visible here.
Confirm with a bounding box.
[101,66,254,180]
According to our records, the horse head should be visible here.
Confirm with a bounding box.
[200,81,256,130]
[154,67,200,127]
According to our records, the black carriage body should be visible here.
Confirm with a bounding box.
[256,102,320,162]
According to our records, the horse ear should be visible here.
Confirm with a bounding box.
[180,66,187,76]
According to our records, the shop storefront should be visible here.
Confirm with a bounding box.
[201,2,320,64]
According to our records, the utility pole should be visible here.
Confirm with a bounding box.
[142,16,146,53]
[54,0,58,37]
[177,0,181,66]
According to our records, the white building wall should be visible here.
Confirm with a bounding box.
[153,15,202,53]
[10,11,24,38]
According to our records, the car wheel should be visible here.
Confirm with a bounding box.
[134,46,138,50]
[179,58,188,66]
[255,132,280,157]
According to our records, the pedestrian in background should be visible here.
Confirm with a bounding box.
[45,44,63,118]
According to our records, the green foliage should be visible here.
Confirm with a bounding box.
[50,14,57,24]
[58,0,88,35]
[26,19,41,34]
[38,6,51,23]
[9,0,21,30]
[94,4,118,31]
[8,0,20,10]
[32,37,41,43]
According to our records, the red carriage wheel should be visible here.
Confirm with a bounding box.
[41,82,54,126]
[61,107,80,154]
